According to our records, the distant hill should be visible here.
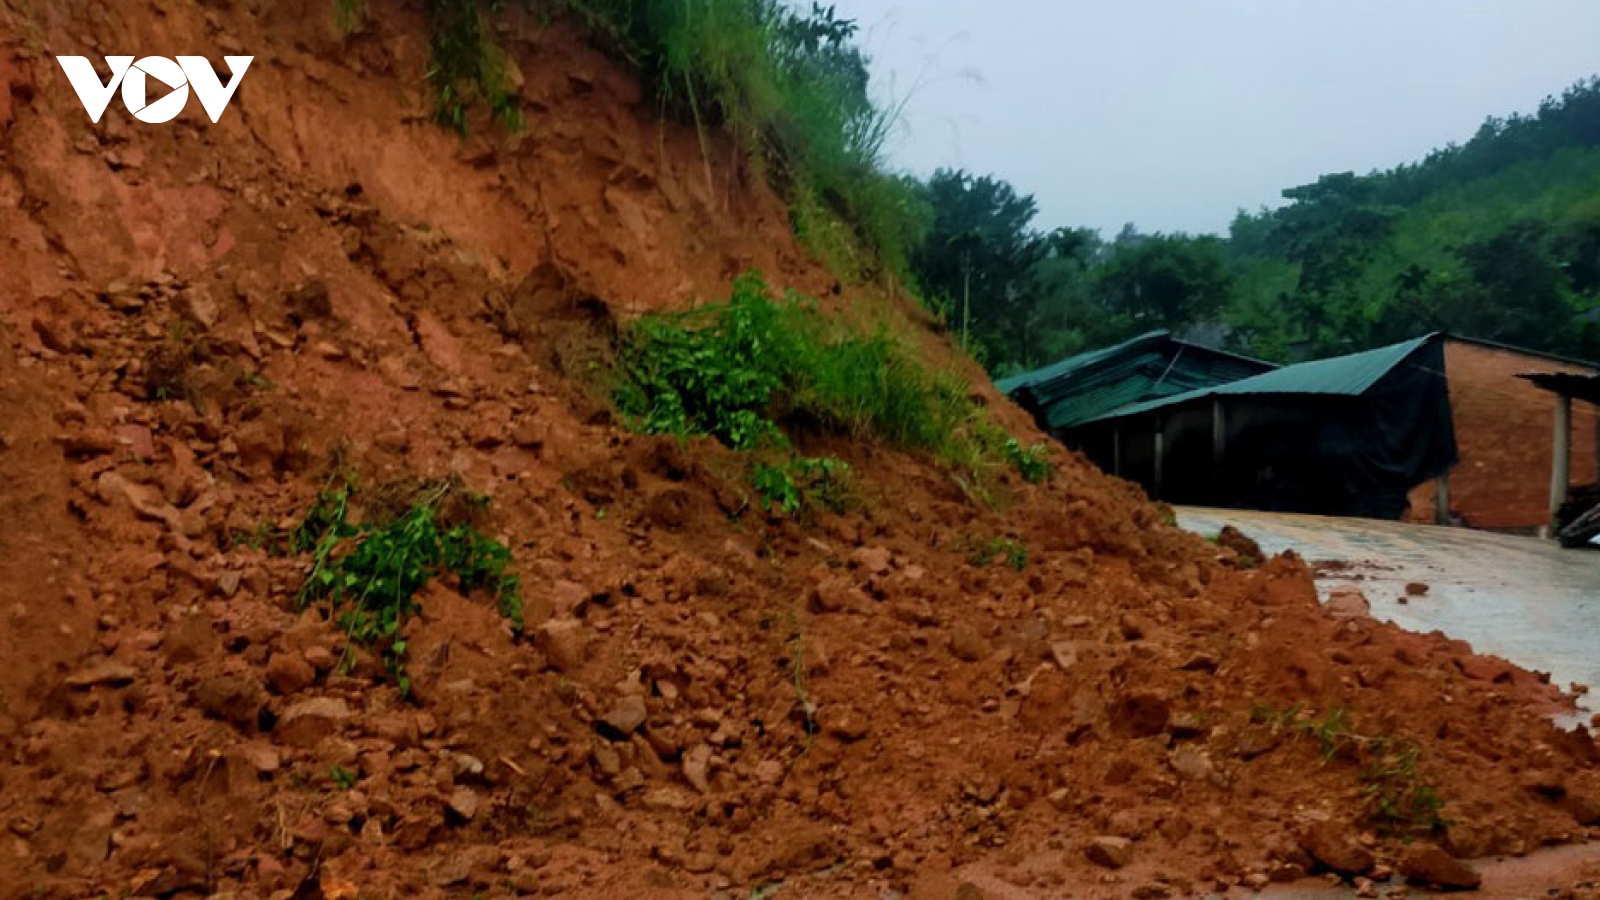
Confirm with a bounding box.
[1225,77,1600,361]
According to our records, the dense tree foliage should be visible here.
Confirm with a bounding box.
[909,77,1600,373]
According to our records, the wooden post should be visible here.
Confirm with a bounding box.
[1153,417,1165,499]
[1112,426,1122,478]
[1211,400,1225,504]
[1550,394,1573,532]
[1434,473,1450,526]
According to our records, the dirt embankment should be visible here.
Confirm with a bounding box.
[1,3,1597,899]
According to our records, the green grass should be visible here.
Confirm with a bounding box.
[292,478,523,694]
[1250,703,1448,836]
[614,272,963,453]
[968,536,1028,571]
[613,272,1050,494]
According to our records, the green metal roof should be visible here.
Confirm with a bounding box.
[1082,333,1442,424]
[995,331,1276,430]
[994,331,1170,395]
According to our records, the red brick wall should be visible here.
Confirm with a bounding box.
[1407,340,1599,530]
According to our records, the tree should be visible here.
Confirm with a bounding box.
[1094,233,1233,331]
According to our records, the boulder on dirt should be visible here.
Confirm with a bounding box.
[1405,581,1430,597]
[1298,819,1374,877]
[535,618,587,673]
[1398,843,1480,890]
[273,696,352,747]
[682,742,712,792]
[65,660,138,689]
[194,675,266,729]
[948,625,990,662]
[447,787,482,823]
[1324,587,1371,620]
[1084,835,1133,869]
[1109,692,1170,738]
[848,545,893,576]
[1216,525,1263,565]
[808,577,867,614]
[265,652,316,695]
[599,695,648,737]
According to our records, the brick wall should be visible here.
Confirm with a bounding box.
[1407,340,1599,530]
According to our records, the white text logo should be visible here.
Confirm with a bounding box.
[57,55,253,124]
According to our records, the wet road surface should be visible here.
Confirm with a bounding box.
[1178,507,1600,720]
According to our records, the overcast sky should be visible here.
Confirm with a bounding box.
[827,0,1600,236]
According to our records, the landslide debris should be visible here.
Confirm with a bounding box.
[0,2,1594,899]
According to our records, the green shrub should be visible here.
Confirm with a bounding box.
[615,273,1047,499]
[969,537,1028,571]
[293,481,523,694]
[751,456,852,515]
[1001,438,1053,484]
[615,272,965,456]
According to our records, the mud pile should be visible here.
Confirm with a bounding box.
[1,3,1597,899]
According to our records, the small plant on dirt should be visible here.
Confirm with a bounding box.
[968,536,1028,571]
[1001,437,1053,484]
[750,456,853,516]
[1252,702,1447,836]
[292,477,523,695]
[424,0,524,134]
[329,764,358,790]
[144,319,209,407]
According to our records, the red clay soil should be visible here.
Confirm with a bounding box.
[2,4,1599,900]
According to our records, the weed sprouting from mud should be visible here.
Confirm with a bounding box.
[1251,703,1448,836]
[964,536,1028,571]
[290,476,523,695]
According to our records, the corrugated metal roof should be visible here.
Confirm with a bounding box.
[994,330,1171,395]
[1082,334,1442,424]
[995,332,1276,430]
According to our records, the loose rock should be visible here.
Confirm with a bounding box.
[1084,835,1133,869]
[1398,843,1481,890]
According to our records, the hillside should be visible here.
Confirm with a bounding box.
[1,3,1599,900]
[912,79,1600,372]
[1226,78,1600,361]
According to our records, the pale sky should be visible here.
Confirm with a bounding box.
[828,0,1600,236]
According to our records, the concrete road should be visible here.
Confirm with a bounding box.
[1177,507,1600,723]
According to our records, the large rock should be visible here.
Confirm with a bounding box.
[1084,835,1133,869]
[1399,843,1481,890]
[948,626,990,663]
[66,660,139,689]
[600,695,649,736]
[848,546,893,576]
[194,675,265,729]
[274,697,352,747]
[1109,692,1170,738]
[1324,587,1371,621]
[1298,819,1374,877]
[535,618,587,673]
[265,652,316,695]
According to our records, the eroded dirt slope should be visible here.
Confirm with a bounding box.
[1,3,1598,899]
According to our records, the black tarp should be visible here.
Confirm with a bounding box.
[1065,336,1459,519]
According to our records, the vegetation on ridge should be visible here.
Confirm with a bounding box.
[905,78,1600,373]
[612,272,1052,510]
